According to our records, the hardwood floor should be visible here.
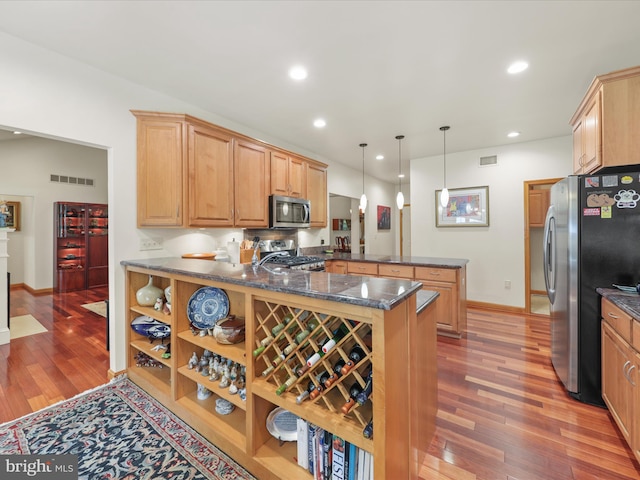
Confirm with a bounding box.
[424,309,640,480]
[2,289,638,479]
[0,286,109,422]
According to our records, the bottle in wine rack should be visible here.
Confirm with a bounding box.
[363,418,373,439]
[355,369,373,406]
[340,345,366,375]
[321,323,350,353]
[341,382,363,414]
[296,380,315,404]
[324,358,346,388]
[275,375,297,395]
[309,371,331,400]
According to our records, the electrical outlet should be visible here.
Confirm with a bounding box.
[140,238,163,251]
[504,280,511,289]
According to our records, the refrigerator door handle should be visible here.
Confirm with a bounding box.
[543,205,556,304]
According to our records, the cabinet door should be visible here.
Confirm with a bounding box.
[633,349,640,463]
[602,321,633,443]
[87,234,108,288]
[188,123,234,227]
[528,189,550,227]
[572,120,584,174]
[270,151,289,197]
[422,282,454,332]
[288,156,306,198]
[581,93,601,173]
[307,163,327,227]
[234,139,269,227]
[136,116,185,227]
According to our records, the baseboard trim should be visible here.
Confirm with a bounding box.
[10,283,53,296]
[467,300,525,314]
[531,289,547,296]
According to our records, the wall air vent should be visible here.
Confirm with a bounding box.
[50,173,95,186]
[479,155,497,166]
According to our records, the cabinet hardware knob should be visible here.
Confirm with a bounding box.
[607,312,619,319]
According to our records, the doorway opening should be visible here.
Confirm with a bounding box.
[524,178,562,315]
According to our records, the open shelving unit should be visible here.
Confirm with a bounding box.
[124,263,436,480]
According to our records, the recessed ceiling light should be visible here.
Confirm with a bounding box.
[376,154,384,160]
[507,131,520,138]
[398,174,405,178]
[289,65,308,80]
[313,118,326,128]
[13,131,22,135]
[507,61,528,74]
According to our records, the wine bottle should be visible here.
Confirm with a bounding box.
[296,380,316,404]
[275,375,297,395]
[340,345,366,375]
[321,323,350,353]
[355,369,373,406]
[309,371,330,400]
[324,358,346,388]
[341,382,363,414]
[363,418,373,439]
[271,312,293,336]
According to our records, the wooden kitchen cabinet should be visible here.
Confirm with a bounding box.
[601,297,640,463]
[528,188,551,228]
[233,139,270,227]
[135,113,186,227]
[133,110,326,229]
[328,258,467,338]
[415,266,466,338]
[270,151,306,198]
[325,260,347,274]
[306,162,327,227]
[187,122,234,227]
[570,65,640,174]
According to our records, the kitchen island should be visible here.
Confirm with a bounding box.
[122,257,438,480]
[324,253,468,337]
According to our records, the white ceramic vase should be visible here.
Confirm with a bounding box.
[136,275,163,307]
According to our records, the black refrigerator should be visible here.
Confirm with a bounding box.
[543,171,640,407]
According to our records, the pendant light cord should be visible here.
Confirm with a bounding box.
[440,126,450,187]
[360,143,367,193]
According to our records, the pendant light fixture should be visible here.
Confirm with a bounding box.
[359,143,368,213]
[440,126,450,208]
[396,135,405,210]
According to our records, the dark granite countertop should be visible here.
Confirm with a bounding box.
[416,290,439,314]
[121,257,424,311]
[597,288,640,320]
[320,252,468,269]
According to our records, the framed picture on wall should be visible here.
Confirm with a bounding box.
[435,186,489,227]
[377,205,391,230]
[3,201,20,231]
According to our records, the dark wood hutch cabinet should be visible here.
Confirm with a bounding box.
[54,202,108,292]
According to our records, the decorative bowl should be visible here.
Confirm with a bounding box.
[212,316,245,344]
[131,315,171,339]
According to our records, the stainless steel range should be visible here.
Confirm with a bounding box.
[265,254,325,271]
[258,239,325,271]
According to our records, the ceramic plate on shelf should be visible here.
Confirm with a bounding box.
[187,287,230,329]
[266,407,299,442]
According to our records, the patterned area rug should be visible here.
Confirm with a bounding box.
[0,377,255,480]
[81,301,107,317]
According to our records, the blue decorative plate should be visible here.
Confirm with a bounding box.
[187,287,230,329]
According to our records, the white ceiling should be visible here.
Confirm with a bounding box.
[1,1,639,185]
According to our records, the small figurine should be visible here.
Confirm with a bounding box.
[153,297,163,311]
[209,356,221,381]
[188,352,198,370]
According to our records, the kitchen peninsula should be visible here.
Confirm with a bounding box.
[324,253,468,337]
[122,257,439,480]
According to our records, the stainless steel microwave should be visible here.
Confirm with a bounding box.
[269,195,311,228]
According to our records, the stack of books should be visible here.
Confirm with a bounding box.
[296,418,373,480]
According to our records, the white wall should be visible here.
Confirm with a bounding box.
[0,137,107,289]
[411,136,572,308]
[0,31,398,374]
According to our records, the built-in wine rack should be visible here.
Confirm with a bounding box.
[253,300,373,430]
